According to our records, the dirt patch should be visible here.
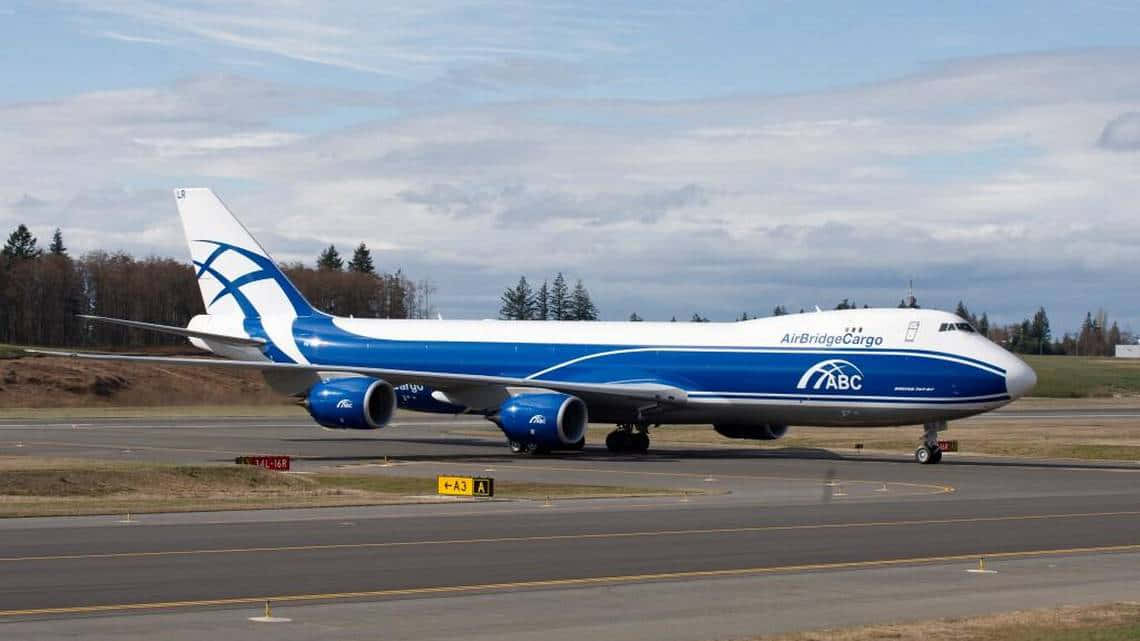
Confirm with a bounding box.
[757,602,1140,641]
[0,355,285,408]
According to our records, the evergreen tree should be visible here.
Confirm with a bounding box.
[2,224,41,262]
[739,312,750,321]
[836,298,855,310]
[1030,307,1051,354]
[955,301,970,321]
[690,313,709,322]
[977,312,990,337]
[499,276,535,320]
[550,272,569,320]
[771,305,787,316]
[569,279,598,320]
[628,312,643,322]
[1078,311,1096,356]
[670,316,677,322]
[317,244,343,270]
[1108,322,1122,348]
[48,228,67,256]
[347,242,374,274]
[535,281,549,320]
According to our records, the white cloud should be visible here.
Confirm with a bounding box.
[73,0,641,78]
[5,50,1140,330]
[96,30,171,45]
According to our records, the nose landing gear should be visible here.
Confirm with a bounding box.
[605,424,650,454]
[915,420,946,464]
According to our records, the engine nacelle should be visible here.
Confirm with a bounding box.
[394,383,467,414]
[497,393,588,450]
[713,423,789,440]
[305,377,396,430]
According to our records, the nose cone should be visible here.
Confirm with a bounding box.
[1006,358,1037,399]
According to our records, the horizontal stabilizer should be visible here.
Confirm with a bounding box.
[77,315,266,347]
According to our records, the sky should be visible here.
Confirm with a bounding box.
[2,1,1139,333]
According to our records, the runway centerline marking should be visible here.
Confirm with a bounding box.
[3,510,1139,563]
[3,542,1140,618]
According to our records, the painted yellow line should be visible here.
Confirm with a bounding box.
[4,542,1140,618]
[3,510,1139,564]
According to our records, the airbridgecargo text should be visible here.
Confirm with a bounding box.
[781,332,884,347]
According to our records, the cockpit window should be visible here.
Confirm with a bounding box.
[956,322,976,333]
[939,322,977,333]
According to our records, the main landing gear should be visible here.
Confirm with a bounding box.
[506,438,583,456]
[914,420,946,464]
[606,424,650,454]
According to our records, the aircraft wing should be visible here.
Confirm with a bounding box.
[26,350,689,407]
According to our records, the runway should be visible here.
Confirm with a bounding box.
[1,408,1140,639]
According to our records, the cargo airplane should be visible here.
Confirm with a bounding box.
[37,188,1037,464]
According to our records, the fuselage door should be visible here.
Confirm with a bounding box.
[905,321,920,343]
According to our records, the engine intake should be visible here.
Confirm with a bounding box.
[305,377,396,430]
[713,423,789,440]
[496,393,588,450]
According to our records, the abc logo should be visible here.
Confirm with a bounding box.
[796,359,864,391]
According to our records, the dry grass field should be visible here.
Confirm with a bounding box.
[760,602,1140,641]
[0,458,675,517]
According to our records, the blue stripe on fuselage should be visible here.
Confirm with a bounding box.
[289,317,1008,404]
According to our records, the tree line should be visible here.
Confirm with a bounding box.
[0,225,430,348]
[3,222,1132,355]
[499,273,598,320]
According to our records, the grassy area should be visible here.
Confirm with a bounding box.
[0,344,25,359]
[0,458,675,517]
[0,405,303,419]
[1022,355,1140,398]
[311,474,674,499]
[760,602,1140,641]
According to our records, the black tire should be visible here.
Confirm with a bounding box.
[930,447,943,463]
[508,440,523,454]
[915,445,933,464]
[606,431,629,453]
[523,441,547,455]
[568,437,586,451]
[632,432,650,453]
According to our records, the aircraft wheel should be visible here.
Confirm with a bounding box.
[930,447,943,463]
[632,432,650,453]
[523,441,547,455]
[915,445,936,464]
[568,437,586,451]
[606,430,630,453]
[508,440,524,454]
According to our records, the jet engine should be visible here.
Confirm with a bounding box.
[304,377,396,430]
[495,393,588,452]
[713,423,789,440]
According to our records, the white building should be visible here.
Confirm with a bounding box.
[1116,344,1140,358]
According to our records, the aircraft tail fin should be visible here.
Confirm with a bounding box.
[174,188,318,319]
